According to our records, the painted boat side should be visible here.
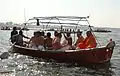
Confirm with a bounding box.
[11,41,115,64]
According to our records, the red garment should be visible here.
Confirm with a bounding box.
[52,37,62,49]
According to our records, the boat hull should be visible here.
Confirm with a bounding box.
[11,41,115,64]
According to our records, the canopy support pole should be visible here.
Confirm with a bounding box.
[86,18,101,47]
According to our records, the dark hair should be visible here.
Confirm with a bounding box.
[34,31,36,35]
[37,31,41,36]
[13,27,17,30]
[41,31,45,36]
[66,32,71,37]
[87,31,91,34]
[34,31,41,36]
[54,31,58,36]
[67,32,70,34]
[86,31,92,36]
[47,32,51,37]
[54,31,58,33]
[58,33,62,38]
[77,31,82,34]
[19,30,23,35]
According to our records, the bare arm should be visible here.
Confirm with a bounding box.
[22,35,30,39]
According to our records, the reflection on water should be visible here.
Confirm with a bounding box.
[0,28,120,76]
[0,54,115,76]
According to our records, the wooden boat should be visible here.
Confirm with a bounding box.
[10,16,115,64]
[21,27,29,31]
[93,29,111,33]
[1,26,10,30]
[11,41,115,64]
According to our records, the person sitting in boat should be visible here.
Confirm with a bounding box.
[52,31,58,42]
[44,32,53,49]
[61,32,72,50]
[77,31,97,49]
[73,31,84,48]
[52,32,62,50]
[10,27,18,43]
[41,31,45,38]
[11,30,30,46]
[29,31,44,50]
[77,29,80,32]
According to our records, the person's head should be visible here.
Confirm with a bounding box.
[41,31,45,36]
[58,33,62,38]
[13,27,17,31]
[77,31,82,37]
[86,31,92,37]
[77,29,80,32]
[38,31,42,36]
[47,32,51,37]
[66,32,71,37]
[19,30,23,35]
[34,31,37,36]
[34,31,41,37]
[54,31,58,36]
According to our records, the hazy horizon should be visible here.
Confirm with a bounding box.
[1,0,120,28]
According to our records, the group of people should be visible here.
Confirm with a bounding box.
[75,31,97,49]
[10,27,29,46]
[10,27,97,50]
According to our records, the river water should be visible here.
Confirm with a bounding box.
[0,28,120,76]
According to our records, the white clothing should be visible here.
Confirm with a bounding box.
[61,39,68,47]
[61,45,71,50]
[31,45,44,51]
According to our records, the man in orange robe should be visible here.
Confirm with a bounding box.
[74,32,84,46]
[78,31,97,49]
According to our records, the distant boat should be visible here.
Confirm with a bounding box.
[21,27,29,31]
[43,28,55,31]
[93,29,111,33]
[1,26,10,30]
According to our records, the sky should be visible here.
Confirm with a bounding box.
[0,0,120,28]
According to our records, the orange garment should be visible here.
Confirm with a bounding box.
[78,35,97,49]
[75,36,84,46]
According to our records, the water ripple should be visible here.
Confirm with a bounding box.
[0,28,120,76]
